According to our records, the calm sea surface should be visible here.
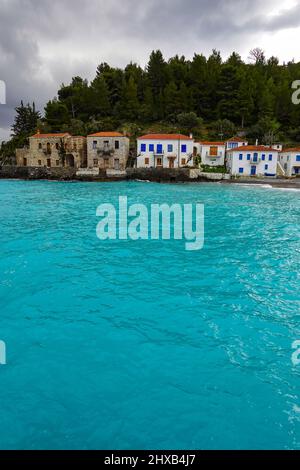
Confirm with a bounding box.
[0,180,299,450]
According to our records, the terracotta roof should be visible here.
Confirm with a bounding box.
[88,132,124,137]
[199,141,225,146]
[230,145,279,152]
[227,136,247,142]
[280,147,300,153]
[31,133,70,138]
[138,134,192,140]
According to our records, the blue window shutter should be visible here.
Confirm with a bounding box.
[168,144,173,152]
[149,144,154,152]
[269,154,272,161]
[247,154,250,160]
[265,164,268,170]
[239,154,243,160]
[239,168,244,174]
[181,144,187,153]
[141,143,146,152]
[296,155,300,162]
[262,154,265,161]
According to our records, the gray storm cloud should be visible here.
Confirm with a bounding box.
[0,0,299,140]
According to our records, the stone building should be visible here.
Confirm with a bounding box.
[87,132,129,171]
[16,132,87,169]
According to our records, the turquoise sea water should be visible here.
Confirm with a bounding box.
[0,179,300,450]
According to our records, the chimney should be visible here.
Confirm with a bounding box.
[255,139,258,146]
[189,133,193,139]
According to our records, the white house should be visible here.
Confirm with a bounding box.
[198,141,226,166]
[136,134,195,169]
[279,148,300,177]
[226,136,248,151]
[226,145,279,177]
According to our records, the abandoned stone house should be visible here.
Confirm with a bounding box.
[16,132,87,169]
[87,132,129,171]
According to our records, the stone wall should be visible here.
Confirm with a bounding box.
[0,165,77,180]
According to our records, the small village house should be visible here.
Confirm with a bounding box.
[16,132,87,169]
[226,145,279,177]
[226,136,248,150]
[197,141,226,167]
[87,132,129,171]
[136,134,195,169]
[279,148,300,177]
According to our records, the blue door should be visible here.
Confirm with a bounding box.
[251,166,256,176]
[157,144,163,154]
[253,153,258,163]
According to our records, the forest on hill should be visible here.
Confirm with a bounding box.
[2,48,300,159]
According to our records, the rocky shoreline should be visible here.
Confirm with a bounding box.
[0,165,300,188]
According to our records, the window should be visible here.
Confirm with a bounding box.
[239,154,243,160]
[149,144,154,152]
[247,154,251,161]
[269,155,273,161]
[262,154,265,161]
[56,143,59,150]
[56,160,60,166]
[296,155,300,162]
[168,144,173,152]
[145,157,149,165]
[38,143,42,150]
[38,160,42,166]
[239,168,244,174]
[181,144,187,153]
[156,157,162,166]
[93,141,97,149]
[210,146,218,156]
[141,143,146,152]
[93,159,98,166]
[265,164,268,170]
[73,143,77,151]
[115,140,120,150]
[181,158,186,165]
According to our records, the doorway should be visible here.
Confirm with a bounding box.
[251,166,256,176]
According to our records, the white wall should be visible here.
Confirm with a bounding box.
[227,150,278,177]
[279,151,300,177]
[200,144,225,166]
[137,138,194,168]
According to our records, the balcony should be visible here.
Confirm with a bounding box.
[206,152,222,158]
[97,146,115,157]
[250,156,261,164]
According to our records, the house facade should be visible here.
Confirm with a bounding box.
[226,137,248,150]
[136,134,194,169]
[87,132,129,171]
[226,145,279,177]
[16,132,87,168]
[279,148,300,177]
[198,141,226,166]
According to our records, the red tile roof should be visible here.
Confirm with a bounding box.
[88,132,124,137]
[280,147,300,153]
[227,136,247,142]
[199,141,225,146]
[31,133,70,138]
[138,133,192,140]
[230,145,279,152]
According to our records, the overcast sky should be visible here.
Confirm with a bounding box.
[1,0,300,141]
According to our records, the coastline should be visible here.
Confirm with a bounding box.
[1,165,300,188]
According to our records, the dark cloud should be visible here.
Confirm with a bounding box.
[0,0,298,140]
